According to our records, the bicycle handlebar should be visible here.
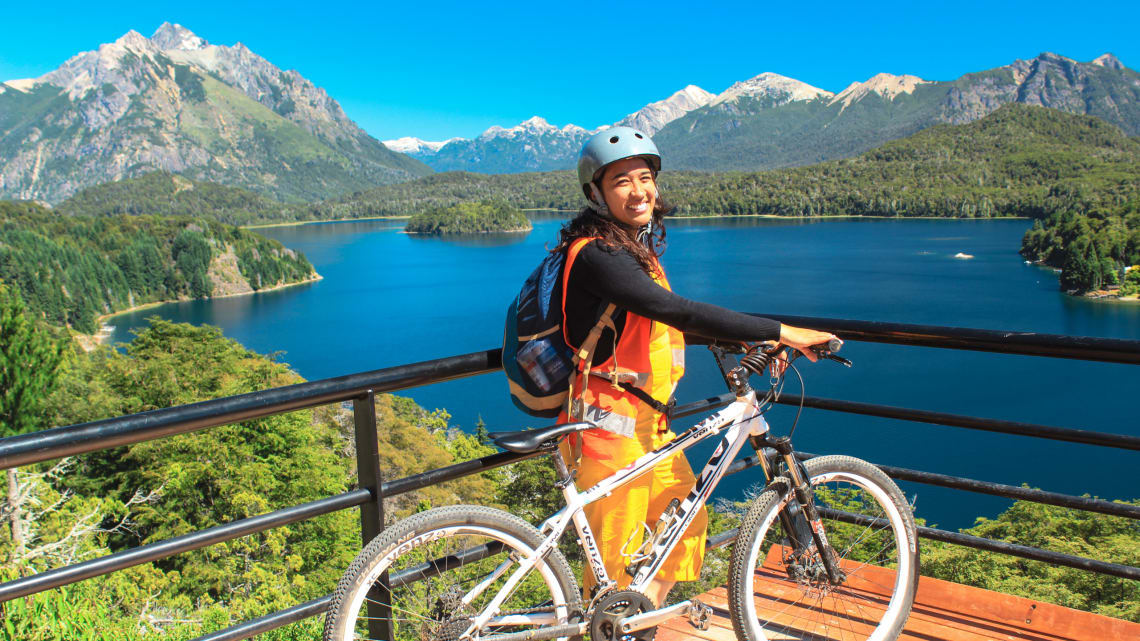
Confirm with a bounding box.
[709,337,851,396]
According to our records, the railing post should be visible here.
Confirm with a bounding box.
[352,390,392,639]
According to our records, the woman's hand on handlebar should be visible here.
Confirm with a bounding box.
[778,324,840,362]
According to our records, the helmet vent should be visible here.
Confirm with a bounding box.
[634,133,643,139]
[609,136,619,144]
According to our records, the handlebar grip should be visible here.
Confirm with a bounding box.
[810,338,852,367]
[812,338,843,354]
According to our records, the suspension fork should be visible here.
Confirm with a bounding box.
[751,435,812,553]
[752,435,845,585]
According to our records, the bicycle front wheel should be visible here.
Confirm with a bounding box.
[324,505,582,641]
[728,455,919,641]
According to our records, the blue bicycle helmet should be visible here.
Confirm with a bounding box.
[577,127,661,201]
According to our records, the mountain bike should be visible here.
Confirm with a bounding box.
[324,340,920,641]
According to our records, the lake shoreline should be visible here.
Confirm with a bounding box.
[244,212,1031,230]
[75,273,323,350]
[402,228,532,236]
[244,216,410,229]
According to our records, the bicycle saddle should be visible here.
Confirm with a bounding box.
[490,422,594,453]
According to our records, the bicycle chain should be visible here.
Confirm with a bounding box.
[497,604,560,616]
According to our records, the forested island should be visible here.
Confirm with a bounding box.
[1021,203,1140,296]
[404,201,531,234]
[0,200,318,334]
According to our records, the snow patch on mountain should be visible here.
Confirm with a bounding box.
[830,73,928,109]
[711,72,832,107]
[617,85,714,135]
[478,116,591,141]
[151,22,208,51]
[383,137,460,154]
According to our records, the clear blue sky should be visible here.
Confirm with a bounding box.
[2,1,1137,141]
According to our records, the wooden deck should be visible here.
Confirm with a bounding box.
[656,548,1140,641]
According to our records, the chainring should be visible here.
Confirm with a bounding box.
[589,589,656,641]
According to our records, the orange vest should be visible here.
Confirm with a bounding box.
[562,237,686,438]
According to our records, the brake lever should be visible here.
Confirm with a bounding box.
[821,352,853,367]
[809,347,852,367]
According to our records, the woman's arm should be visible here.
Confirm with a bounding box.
[575,243,836,358]
[574,244,779,340]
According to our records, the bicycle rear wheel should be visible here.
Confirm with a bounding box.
[728,455,919,641]
[324,505,581,641]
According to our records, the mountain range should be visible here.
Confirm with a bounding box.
[393,52,1140,174]
[2,25,1138,204]
[0,23,430,204]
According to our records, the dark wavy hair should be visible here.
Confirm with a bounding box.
[554,191,672,276]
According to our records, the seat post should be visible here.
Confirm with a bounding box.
[551,448,576,488]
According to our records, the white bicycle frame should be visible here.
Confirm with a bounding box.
[465,389,772,637]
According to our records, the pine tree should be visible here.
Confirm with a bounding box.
[0,282,65,563]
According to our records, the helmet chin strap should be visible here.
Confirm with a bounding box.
[587,183,610,217]
[637,219,654,247]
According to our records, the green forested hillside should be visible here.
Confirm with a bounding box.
[313,105,1140,221]
[668,104,1140,218]
[57,172,304,226]
[405,201,531,234]
[0,201,317,332]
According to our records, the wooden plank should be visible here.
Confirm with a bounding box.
[655,546,1140,641]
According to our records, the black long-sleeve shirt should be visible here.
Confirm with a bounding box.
[564,241,781,363]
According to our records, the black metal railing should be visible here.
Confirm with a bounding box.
[1,316,1137,640]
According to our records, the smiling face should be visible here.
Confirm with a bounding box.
[598,157,657,228]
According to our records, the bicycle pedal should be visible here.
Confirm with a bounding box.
[687,599,712,631]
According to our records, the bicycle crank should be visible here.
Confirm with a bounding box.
[590,590,656,641]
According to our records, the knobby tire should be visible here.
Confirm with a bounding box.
[728,455,919,641]
[324,505,582,641]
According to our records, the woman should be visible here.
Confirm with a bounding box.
[557,126,837,606]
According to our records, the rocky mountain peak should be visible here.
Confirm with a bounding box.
[711,72,832,107]
[830,73,928,109]
[1092,53,1125,70]
[31,29,161,99]
[0,24,430,203]
[151,22,208,51]
[1032,52,1073,66]
[617,85,714,135]
[112,29,153,52]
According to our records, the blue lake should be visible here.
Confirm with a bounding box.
[106,216,1140,530]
